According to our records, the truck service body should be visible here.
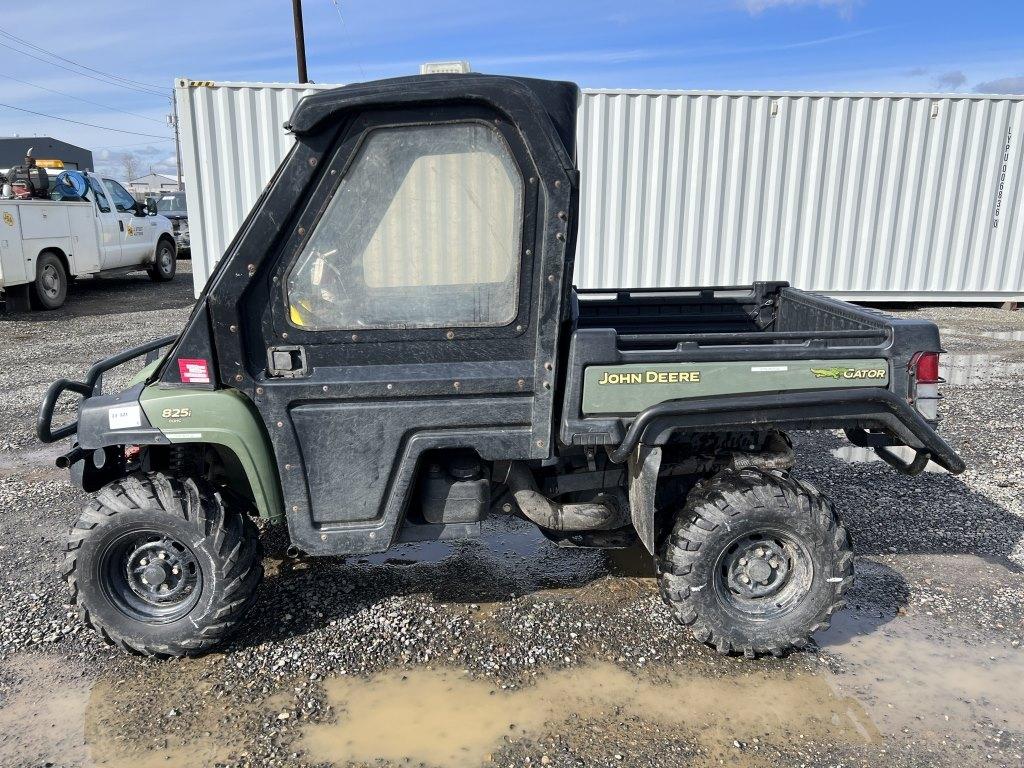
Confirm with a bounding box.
[1,174,177,311]
[39,74,964,659]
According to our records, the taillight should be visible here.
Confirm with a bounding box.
[910,351,941,420]
[915,351,940,383]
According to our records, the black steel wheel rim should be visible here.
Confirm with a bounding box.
[713,528,813,619]
[100,530,202,623]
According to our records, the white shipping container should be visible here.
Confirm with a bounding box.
[176,79,1024,302]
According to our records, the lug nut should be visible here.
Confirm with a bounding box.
[171,566,180,575]
[158,552,167,560]
[739,557,747,566]
[769,558,780,569]
[140,558,148,566]
[739,574,750,585]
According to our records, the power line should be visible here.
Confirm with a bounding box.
[0,39,167,98]
[0,72,165,124]
[328,0,366,79]
[0,27,166,95]
[0,101,171,139]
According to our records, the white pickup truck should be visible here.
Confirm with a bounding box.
[0,174,177,311]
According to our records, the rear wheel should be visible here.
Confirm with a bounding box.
[32,252,67,310]
[658,468,853,657]
[148,238,176,282]
[64,473,262,657]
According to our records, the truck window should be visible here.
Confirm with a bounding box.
[104,179,137,213]
[286,122,524,331]
[85,177,111,213]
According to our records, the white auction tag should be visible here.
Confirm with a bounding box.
[108,404,142,430]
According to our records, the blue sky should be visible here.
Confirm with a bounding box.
[0,0,1021,177]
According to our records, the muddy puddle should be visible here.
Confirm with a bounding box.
[304,661,877,767]
[0,655,234,768]
[302,603,1024,767]
[817,610,1024,740]
[345,515,656,593]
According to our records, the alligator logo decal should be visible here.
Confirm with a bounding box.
[811,367,846,379]
[811,366,887,380]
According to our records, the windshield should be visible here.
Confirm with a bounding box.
[156,194,186,213]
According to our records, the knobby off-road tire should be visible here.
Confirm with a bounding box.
[64,473,262,657]
[658,468,853,658]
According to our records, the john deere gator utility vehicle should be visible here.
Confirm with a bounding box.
[38,74,964,658]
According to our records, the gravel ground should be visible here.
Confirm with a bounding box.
[0,266,1022,768]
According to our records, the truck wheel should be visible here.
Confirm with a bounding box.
[63,473,263,657]
[148,238,176,282]
[32,252,67,310]
[658,468,853,657]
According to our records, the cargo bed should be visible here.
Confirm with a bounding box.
[559,282,963,473]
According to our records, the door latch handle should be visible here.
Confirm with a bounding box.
[267,345,308,378]
[118,220,124,232]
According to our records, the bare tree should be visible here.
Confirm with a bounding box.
[121,154,140,181]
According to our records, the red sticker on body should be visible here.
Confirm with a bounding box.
[178,358,211,384]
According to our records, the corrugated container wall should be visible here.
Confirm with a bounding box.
[176,80,1024,301]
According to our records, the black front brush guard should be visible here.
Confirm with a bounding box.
[37,334,178,444]
[606,388,965,475]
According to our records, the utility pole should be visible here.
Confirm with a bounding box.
[292,0,309,84]
[170,94,183,191]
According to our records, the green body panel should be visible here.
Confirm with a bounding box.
[139,386,284,522]
[582,359,889,415]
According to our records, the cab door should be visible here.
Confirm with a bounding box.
[193,77,579,556]
[103,178,150,266]
[85,176,122,268]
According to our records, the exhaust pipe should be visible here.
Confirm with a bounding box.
[503,461,627,532]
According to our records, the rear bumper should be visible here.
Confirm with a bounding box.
[606,388,965,474]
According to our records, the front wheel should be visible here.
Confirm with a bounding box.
[64,473,262,657]
[658,468,853,657]
[148,238,176,282]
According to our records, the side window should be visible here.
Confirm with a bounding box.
[86,177,111,213]
[286,122,524,331]
[105,179,137,213]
